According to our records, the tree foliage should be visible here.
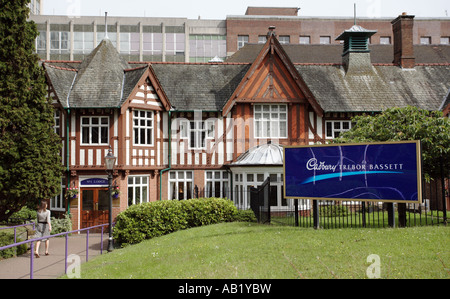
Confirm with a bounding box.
[334,106,450,181]
[0,0,63,221]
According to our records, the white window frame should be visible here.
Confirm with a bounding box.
[420,37,431,45]
[325,120,352,139]
[254,104,288,139]
[320,36,331,44]
[133,110,154,146]
[440,37,450,45]
[54,110,61,135]
[50,31,69,53]
[299,36,311,44]
[189,120,206,149]
[74,31,94,54]
[205,170,230,199]
[36,30,46,51]
[380,36,391,45]
[128,175,149,206]
[51,181,65,211]
[279,36,290,44]
[186,120,215,150]
[81,116,109,145]
[169,171,193,200]
[258,36,267,44]
[238,35,249,50]
[232,168,292,210]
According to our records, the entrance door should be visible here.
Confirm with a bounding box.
[81,188,109,229]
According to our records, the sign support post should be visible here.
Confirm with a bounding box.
[387,203,395,228]
[313,200,319,229]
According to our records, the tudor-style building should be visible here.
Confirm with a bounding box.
[44,14,450,230]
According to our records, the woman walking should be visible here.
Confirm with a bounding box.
[34,201,52,258]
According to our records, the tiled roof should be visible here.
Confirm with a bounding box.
[44,37,450,114]
[226,43,450,112]
[296,64,450,112]
[150,63,250,111]
[69,38,129,108]
[45,38,139,108]
[226,43,450,65]
[439,89,450,111]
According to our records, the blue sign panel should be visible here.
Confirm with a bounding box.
[80,178,109,186]
[284,141,422,203]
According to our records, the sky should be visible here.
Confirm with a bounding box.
[43,0,450,19]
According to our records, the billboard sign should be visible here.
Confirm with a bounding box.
[284,141,422,203]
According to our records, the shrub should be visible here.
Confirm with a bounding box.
[8,207,36,224]
[319,205,350,217]
[0,232,28,259]
[232,209,257,222]
[113,198,238,246]
[50,213,72,235]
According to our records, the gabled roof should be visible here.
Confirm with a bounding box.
[227,42,450,113]
[43,33,450,115]
[44,38,145,109]
[222,31,323,117]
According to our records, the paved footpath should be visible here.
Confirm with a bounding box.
[0,233,108,279]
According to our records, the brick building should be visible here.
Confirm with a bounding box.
[30,6,449,61]
[42,11,449,230]
[227,8,449,56]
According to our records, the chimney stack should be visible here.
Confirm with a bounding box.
[391,13,415,68]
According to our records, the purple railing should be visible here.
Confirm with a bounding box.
[0,223,113,279]
[0,223,36,244]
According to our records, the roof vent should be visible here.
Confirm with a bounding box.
[208,56,224,63]
[335,25,377,74]
[336,25,377,56]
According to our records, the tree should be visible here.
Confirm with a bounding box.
[334,106,450,182]
[0,0,63,221]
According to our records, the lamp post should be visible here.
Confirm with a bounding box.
[105,146,116,252]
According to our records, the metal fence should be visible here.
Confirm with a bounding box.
[0,223,111,279]
[193,176,448,229]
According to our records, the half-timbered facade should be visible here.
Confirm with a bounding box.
[44,14,450,230]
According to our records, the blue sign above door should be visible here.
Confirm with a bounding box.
[80,178,109,186]
[284,141,422,203]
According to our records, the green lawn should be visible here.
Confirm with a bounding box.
[65,222,450,279]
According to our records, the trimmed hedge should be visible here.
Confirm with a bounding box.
[113,198,238,246]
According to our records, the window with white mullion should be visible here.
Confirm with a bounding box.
[205,171,230,199]
[81,116,109,145]
[128,176,149,206]
[50,31,69,53]
[133,110,154,146]
[54,110,61,135]
[325,120,352,139]
[169,171,193,200]
[254,104,287,138]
